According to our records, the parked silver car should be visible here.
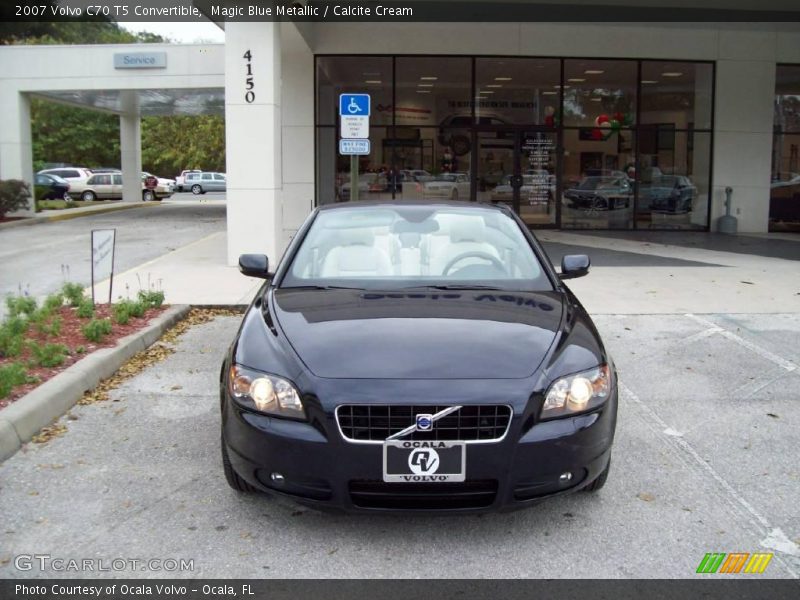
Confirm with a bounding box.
[185,172,226,195]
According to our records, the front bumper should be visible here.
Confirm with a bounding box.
[222,388,617,513]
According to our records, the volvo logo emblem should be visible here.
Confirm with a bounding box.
[415,413,433,431]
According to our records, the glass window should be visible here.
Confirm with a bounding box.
[636,131,710,230]
[563,59,637,128]
[475,58,560,126]
[202,173,212,180]
[775,65,800,133]
[316,57,393,126]
[561,127,635,229]
[214,174,225,180]
[771,64,800,231]
[334,127,393,203]
[282,205,551,290]
[396,57,472,130]
[641,62,713,130]
[113,175,122,184]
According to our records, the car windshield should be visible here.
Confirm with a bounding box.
[281,205,552,291]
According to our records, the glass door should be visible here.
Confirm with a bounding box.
[476,128,557,227]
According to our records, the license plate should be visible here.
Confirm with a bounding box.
[382,440,465,483]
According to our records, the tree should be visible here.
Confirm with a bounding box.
[142,115,226,176]
[0,180,32,218]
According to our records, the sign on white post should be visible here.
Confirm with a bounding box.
[91,229,116,304]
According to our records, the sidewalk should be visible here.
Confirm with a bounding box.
[538,230,800,314]
[93,227,800,314]
[0,201,154,231]
[94,231,262,306]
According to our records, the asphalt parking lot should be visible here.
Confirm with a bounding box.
[1,311,798,579]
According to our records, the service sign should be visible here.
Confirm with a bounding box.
[113,52,167,69]
[339,139,371,155]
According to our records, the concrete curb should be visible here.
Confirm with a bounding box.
[0,304,190,463]
[0,202,156,231]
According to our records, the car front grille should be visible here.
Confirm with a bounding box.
[335,404,512,443]
[349,480,498,510]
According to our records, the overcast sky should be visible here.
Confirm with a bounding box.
[121,22,225,44]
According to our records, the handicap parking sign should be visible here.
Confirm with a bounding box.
[339,94,370,117]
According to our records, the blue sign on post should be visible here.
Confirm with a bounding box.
[339,94,371,117]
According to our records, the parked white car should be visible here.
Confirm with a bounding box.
[422,172,471,200]
[141,172,175,198]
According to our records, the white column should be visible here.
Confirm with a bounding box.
[280,23,315,249]
[225,21,282,266]
[0,88,34,214]
[712,32,777,232]
[119,91,142,203]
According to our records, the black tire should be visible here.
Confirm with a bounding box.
[142,190,155,202]
[584,459,611,492]
[450,135,471,157]
[81,190,97,202]
[221,435,257,493]
[191,184,203,195]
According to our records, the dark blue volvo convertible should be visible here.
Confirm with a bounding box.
[220,201,617,512]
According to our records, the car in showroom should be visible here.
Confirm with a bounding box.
[769,171,800,224]
[220,201,617,512]
[490,172,556,208]
[638,175,697,213]
[421,172,471,200]
[337,172,387,201]
[185,171,227,195]
[564,175,632,212]
[34,173,71,201]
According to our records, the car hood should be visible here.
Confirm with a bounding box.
[272,289,564,379]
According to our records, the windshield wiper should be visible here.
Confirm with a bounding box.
[400,284,506,291]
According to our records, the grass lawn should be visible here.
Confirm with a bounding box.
[38,199,121,210]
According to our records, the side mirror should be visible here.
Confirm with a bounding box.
[560,254,590,279]
[238,254,271,279]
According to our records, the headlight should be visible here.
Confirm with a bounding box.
[541,365,611,419]
[228,365,305,420]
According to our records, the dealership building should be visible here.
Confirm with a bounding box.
[1,2,800,264]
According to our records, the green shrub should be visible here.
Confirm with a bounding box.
[113,299,145,325]
[82,318,112,343]
[27,342,68,368]
[137,289,165,309]
[75,345,86,354]
[0,317,27,357]
[0,179,32,219]
[76,298,94,319]
[5,295,37,318]
[0,363,30,399]
[62,282,85,307]
[35,315,62,338]
[43,293,64,312]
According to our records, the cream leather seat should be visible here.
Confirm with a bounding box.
[319,229,393,278]
[428,218,500,276]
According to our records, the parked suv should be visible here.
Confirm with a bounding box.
[38,167,93,196]
[175,169,201,192]
[185,171,226,194]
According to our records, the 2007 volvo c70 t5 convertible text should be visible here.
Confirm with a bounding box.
[220,202,617,512]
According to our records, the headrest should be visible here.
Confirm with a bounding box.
[449,219,485,243]
[344,229,375,246]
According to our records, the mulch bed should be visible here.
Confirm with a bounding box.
[0,304,167,409]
